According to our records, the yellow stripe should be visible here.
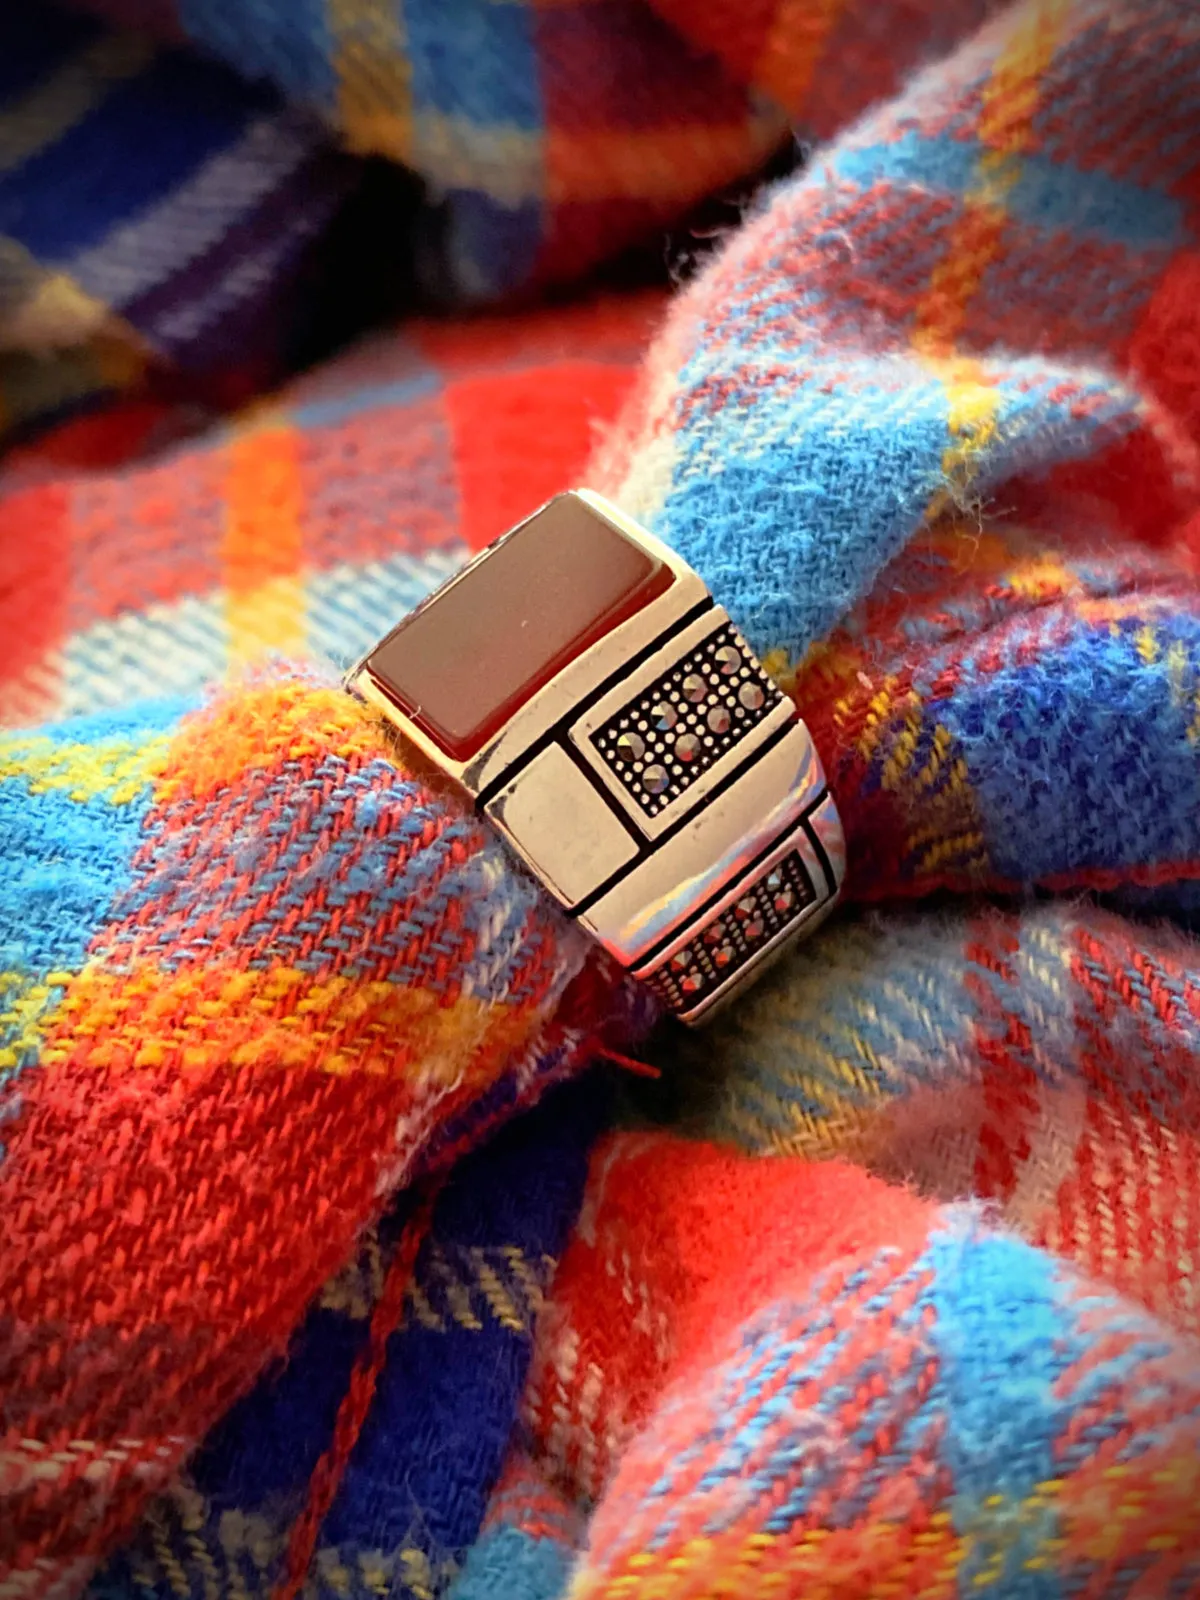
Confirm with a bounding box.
[145,1501,193,1600]
[328,0,413,160]
[880,699,924,791]
[1135,624,1159,665]
[0,330,147,441]
[39,961,542,1086]
[318,1224,385,1317]
[0,970,74,1072]
[318,1235,550,1335]
[855,676,903,763]
[0,237,112,351]
[912,2,1071,518]
[1005,553,1079,600]
[225,573,307,670]
[471,1247,527,1332]
[0,31,154,177]
[1166,638,1190,708]
[503,1243,548,1316]
[0,730,171,804]
[431,1249,483,1331]
[409,1281,443,1331]
[913,722,954,793]
[977,2,1069,157]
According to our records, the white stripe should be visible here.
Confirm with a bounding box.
[66,112,318,311]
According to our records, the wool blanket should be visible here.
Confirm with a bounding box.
[3,2,1200,1597]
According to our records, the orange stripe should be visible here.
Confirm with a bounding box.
[222,420,303,589]
[39,961,539,1085]
[221,418,305,666]
[546,118,784,205]
[913,0,1070,356]
[978,0,1067,156]
[153,680,398,808]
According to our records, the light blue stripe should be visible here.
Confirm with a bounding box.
[404,0,542,128]
[290,367,441,430]
[834,131,1185,251]
[925,1221,1063,1599]
[23,696,196,747]
[449,1522,574,1600]
[176,0,337,105]
[306,546,468,673]
[115,752,578,1007]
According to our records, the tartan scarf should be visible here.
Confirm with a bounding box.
[3,1,1200,1596]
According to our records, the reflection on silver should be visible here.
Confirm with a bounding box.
[579,721,822,963]
[349,489,846,1024]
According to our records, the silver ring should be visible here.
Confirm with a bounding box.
[348,490,844,1023]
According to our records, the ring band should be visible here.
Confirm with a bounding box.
[348,490,845,1023]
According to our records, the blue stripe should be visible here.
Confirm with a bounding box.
[0,777,150,974]
[115,752,573,1006]
[834,131,1185,251]
[25,696,196,747]
[0,51,270,259]
[176,0,337,105]
[0,699,190,974]
[668,357,1138,662]
[405,0,542,127]
[322,1081,601,1550]
[942,613,1200,882]
[449,1524,575,1600]
[291,368,441,430]
[924,1221,1064,1600]
[440,191,545,301]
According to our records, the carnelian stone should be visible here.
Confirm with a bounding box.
[366,494,673,761]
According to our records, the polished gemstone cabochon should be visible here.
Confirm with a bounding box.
[364,494,674,760]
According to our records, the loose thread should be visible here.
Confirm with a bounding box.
[273,1188,439,1600]
[594,1044,661,1079]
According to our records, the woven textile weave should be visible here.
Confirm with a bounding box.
[64,0,1001,301]
[3,0,1200,1596]
[0,5,354,439]
[0,0,1008,440]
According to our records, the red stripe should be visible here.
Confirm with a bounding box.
[441,362,638,551]
[0,481,70,719]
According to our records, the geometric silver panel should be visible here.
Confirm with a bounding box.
[590,623,784,819]
[642,848,815,1012]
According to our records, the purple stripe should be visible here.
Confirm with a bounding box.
[123,144,353,365]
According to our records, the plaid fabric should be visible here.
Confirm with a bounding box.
[67,0,1005,302]
[0,4,353,439]
[0,292,662,728]
[4,0,1200,1596]
[517,1137,1200,1597]
[1,0,1012,440]
[668,901,1200,1332]
[0,297,657,1597]
[597,0,1200,902]
[87,1080,603,1600]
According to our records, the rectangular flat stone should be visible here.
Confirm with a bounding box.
[364,492,673,761]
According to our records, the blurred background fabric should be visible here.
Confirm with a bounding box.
[0,0,1006,443]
